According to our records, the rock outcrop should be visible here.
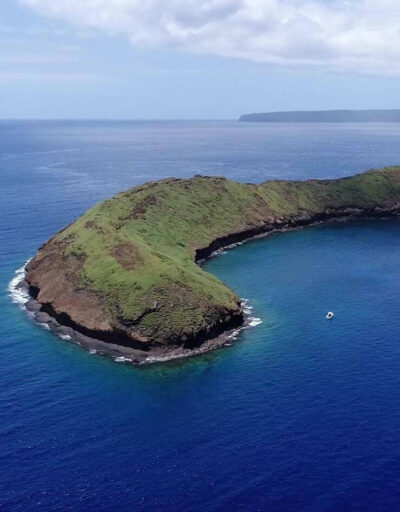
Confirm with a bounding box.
[25,167,400,362]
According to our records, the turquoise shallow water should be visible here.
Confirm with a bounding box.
[2,121,400,511]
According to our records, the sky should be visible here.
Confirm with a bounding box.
[1,0,400,119]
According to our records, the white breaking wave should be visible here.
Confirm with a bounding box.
[210,240,246,259]
[227,328,242,342]
[114,356,133,363]
[248,317,263,327]
[8,260,31,307]
[241,298,263,328]
[210,248,227,257]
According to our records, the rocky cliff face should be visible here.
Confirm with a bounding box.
[24,168,400,361]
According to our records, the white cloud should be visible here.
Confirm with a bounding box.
[20,0,400,75]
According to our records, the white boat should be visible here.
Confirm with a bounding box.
[326,311,334,320]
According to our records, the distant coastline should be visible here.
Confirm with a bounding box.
[239,109,400,123]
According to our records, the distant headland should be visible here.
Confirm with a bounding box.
[23,167,400,364]
[239,109,400,123]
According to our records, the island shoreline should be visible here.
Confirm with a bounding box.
[18,206,400,365]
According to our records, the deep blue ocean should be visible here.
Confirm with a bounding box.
[2,121,400,511]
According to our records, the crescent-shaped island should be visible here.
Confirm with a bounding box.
[24,167,400,363]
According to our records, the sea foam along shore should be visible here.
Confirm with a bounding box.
[8,260,262,365]
[8,261,31,307]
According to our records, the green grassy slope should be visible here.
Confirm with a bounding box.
[27,167,400,347]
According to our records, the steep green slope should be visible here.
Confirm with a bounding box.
[26,167,400,352]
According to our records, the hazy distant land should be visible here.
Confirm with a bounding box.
[239,109,400,123]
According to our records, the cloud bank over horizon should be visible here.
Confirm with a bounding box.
[21,0,400,75]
